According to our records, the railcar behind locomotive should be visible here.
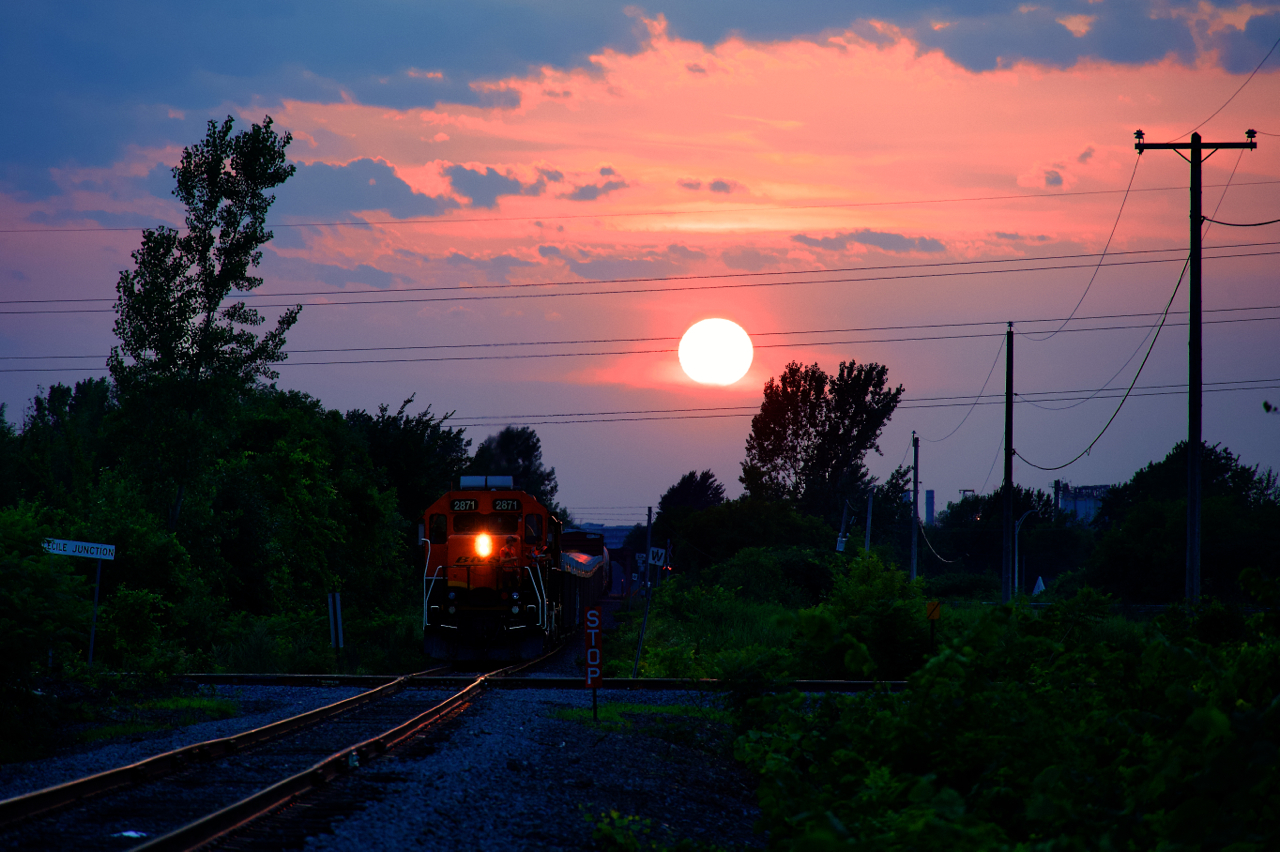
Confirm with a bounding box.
[421,476,606,660]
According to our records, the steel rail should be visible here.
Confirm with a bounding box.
[0,666,444,828]
[129,646,564,852]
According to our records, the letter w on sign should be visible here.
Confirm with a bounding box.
[584,607,602,688]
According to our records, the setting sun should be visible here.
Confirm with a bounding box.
[678,319,754,386]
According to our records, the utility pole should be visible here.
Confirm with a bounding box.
[1134,129,1256,600]
[910,431,919,581]
[1002,322,1014,604]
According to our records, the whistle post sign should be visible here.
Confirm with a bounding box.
[584,607,602,687]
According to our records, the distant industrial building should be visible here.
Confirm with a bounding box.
[1054,480,1110,523]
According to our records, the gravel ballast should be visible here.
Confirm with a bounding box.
[298,687,764,851]
[0,684,367,802]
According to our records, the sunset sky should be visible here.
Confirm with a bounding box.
[3,2,1279,528]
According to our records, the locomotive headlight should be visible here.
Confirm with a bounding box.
[475,533,493,557]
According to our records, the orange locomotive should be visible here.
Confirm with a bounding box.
[421,476,607,660]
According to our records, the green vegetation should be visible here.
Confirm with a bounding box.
[607,432,1280,848]
[553,702,729,730]
[0,117,561,760]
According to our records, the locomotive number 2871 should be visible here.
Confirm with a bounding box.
[450,499,478,512]
[493,499,522,512]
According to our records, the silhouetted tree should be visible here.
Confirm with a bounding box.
[345,395,470,523]
[659,470,725,514]
[741,360,903,520]
[1087,442,1280,602]
[469,426,566,517]
[108,115,299,529]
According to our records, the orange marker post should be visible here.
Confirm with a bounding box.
[584,607,602,721]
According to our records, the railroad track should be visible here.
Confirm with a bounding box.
[0,655,555,852]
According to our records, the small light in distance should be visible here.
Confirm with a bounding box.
[475,533,493,557]
[678,318,753,385]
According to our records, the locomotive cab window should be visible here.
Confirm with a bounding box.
[490,514,521,535]
[453,513,484,534]
[525,514,542,545]
[453,513,522,535]
[429,514,448,544]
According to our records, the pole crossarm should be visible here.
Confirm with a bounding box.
[1136,142,1256,151]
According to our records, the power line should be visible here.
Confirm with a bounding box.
[1203,215,1280,227]
[447,379,1279,427]
[6,240,1279,308]
[10,302,1277,363]
[1173,31,1280,141]
[5,179,1280,237]
[1015,258,1188,472]
[5,312,1278,374]
[5,247,1279,317]
[1027,153,1141,342]
[919,335,1004,443]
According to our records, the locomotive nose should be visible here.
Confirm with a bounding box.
[474,533,493,557]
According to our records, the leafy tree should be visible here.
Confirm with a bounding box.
[468,426,565,516]
[658,469,725,514]
[1087,442,1280,602]
[0,405,19,508]
[345,395,470,525]
[108,115,300,528]
[16,379,114,508]
[653,469,725,543]
[740,360,903,521]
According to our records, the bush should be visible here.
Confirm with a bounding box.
[735,589,1280,849]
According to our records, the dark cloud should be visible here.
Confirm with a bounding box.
[274,158,458,222]
[562,252,680,280]
[25,209,173,230]
[444,164,545,208]
[686,62,708,74]
[599,166,616,176]
[677,179,702,191]
[538,168,565,183]
[1077,146,1095,164]
[709,179,735,193]
[721,247,784,271]
[1214,11,1280,73]
[445,252,536,281]
[263,254,397,290]
[667,244,706,260]
[475,87,522,109]
[0,1,1242,200]
[792,228,945,253]
[1043,170,1064,187]
[538,244,563,257]
[994,231,1049,242]
[559,179,628,201]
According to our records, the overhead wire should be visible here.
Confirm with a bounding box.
[7,303,1278,363]
[4,311,1278,374]
[4,246,1279,317]
[1015,257,1189,472]
[1203,215,1280,227]
[919,335,1005,443]
[11,240,1277,306]
[1026,153,1141,341]
[1172,30,1280,141]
